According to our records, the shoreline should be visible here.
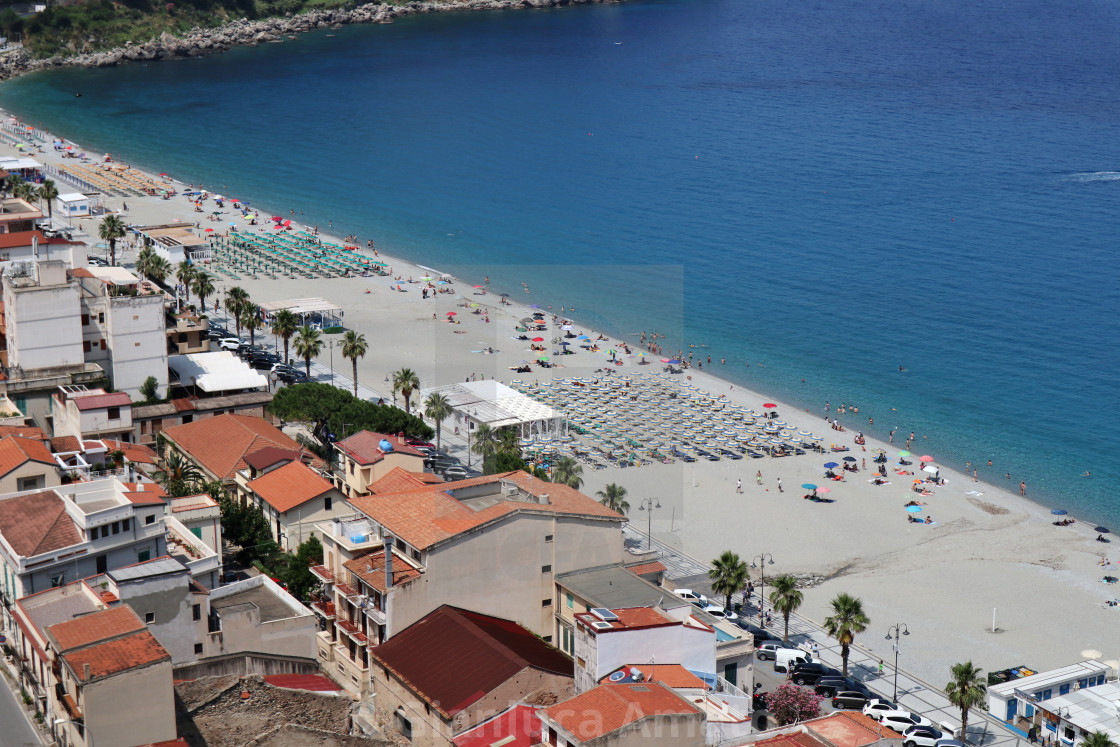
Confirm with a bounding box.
[3,113,1118,684]
[0,0,624,82]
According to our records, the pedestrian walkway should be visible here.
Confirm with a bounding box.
[624,525,1020,747]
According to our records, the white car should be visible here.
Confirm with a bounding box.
[702,603,737,621]
[442,466,468,480]
[863,699,899,718]
[673,589,707,606]
[902,726,945,747]
[877,710,934,733]
[219,337,243,351]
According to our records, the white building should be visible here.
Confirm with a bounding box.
[55,193,91,218]
[51,385,133,442]
[2,259,84,370]
[987,661,1110,724]
[137,224,211,265]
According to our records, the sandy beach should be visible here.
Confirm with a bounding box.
[4,114,1117,687]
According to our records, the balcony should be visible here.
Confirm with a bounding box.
[363,605,386,627]
[310,565,336,584]
[334,582,359,599]
[337,619,368,646]
[311,601,336,620]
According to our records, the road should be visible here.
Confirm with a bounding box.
[0,667,43,747]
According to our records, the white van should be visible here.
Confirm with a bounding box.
[774,648,813,673]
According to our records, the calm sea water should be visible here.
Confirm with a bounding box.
[3,0,1119,522]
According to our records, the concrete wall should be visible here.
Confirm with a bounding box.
[452,668,573,735]
[370,661,455,747]
[0,460,59,494]
[573,623,715,693]
[254,488,351,551]
[4,269,83,370]
[82,660,177,747]
[172,652,319,681]
[106,294,168,400]
[113,572,209,664]
[209,577,317,661]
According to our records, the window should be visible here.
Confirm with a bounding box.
[83,340,92,353]
[411,548,420,561]
[122,518,130,531]
[194,643,204,655]
[348,462,354,475]
[324,495,332,511]
[191,527,202,539]
[566,592,574,609]
[144,612,155,624]
[544,534,553,543]
[138,550,150,562]
[99,339,106,350]
[98,312,105,324]
[542,565,552,574]
[95,555,107,574]
[1059,684,1071,695]
[562,627,574,654]
[576,657,586,669]
[16,476,43,492]
[542,635,552,643]
[542,598,552,607]
[107,407,120,420]
[145,514,155,525]
[111,522,120,535]
[50,574,65,588]
[90,526,99,540]
[193,604,201,621]
[81,314,89,326]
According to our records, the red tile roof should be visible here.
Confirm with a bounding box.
[348,471,623,550]
[367,466,438,495]
[62,630,169,682]
[121,482,169,506]
[343,549,423,594]
[47,606,145,652]
[162,414,318,480]
[0,425,47,441]
[49,435,81,454]
[626,560,667,576]
[247,460,335,513]
[0,490,80,557]
[101,439,158,465]
[542,682,701,741]
[599,664,708,690]
[454,704,542,747]
[336,431,425,465]
[370,605,573,718]
[576,606,675,633]
[243,446,303,473]
[0,435,56,476]
[807,711,904,746]
[72,392,132,411]
[753,731,826,747]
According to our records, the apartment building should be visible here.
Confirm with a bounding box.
[51,385,133,442]
[245,459,349,550]
[0,433,60,493]
[334,430,427,498]
[539,681,705,747]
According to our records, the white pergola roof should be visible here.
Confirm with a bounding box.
[0,157,43,170]
[87,266,139,285]
[168,351,268,393]
[258,297,342,316]
[425,380,560,429]
[1038,681,1120,744]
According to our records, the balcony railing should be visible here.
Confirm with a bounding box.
[310,565,336,584]
[334,582,359,599]
[311,601,336,620]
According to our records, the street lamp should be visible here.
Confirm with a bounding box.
[328,340,335,385]
[637,498,661,550]
[750,553,775,626]
[885,622,910,702]
[54,718,93,747]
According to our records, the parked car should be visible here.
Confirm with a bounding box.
[815,676,864,697]
[903,726,946,747]
[219,337,242,351]
[863,700,899,718]
[736,621,777,642]
[877,710,934,733]
[672,589,707,607]
[442,466,469,480]
[788,661,836,686]
[406,439,436,449]
[702,603,737,621]
[756,640,784,661]
[831,691,871,710]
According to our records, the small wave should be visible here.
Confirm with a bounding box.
[1064,171,1120,183]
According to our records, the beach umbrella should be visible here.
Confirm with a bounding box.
[921,464,939,474]
[906,505,923,513]
[530,304,542,309]
[446,311,457,316]
[919,455,935,462]
[816,486,831,494]
[824,462,839,468]
[562,324,573,330]
[898,450,911,457]
[537,354,550,361]
[843,456,857,462]
[1095,526,1110,534]
[763,403,777,408]
[667,359,681,365]
[532,337,545,342]
[1082,649,1103,660]
[802,483,818,490]
[515,327,527,332]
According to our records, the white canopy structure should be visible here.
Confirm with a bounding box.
[257,297,343,328]
[168,351,268,393]
[422,380,564,438]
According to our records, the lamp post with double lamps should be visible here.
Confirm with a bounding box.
[637,498,661,550]
[751,553,774,626]
[885,622,910,702]
[54,718,94,747]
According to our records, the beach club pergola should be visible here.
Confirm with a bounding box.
[422,380,565,439]
[258,297,344,328]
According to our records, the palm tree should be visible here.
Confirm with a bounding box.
[147,256,171,284]
[496,427,519,453]
[177,261,196,305]
[12,180,35,203]
[37,179,58,222]
[225,286,249,337]
[391,368,420,414]
[768,575,804,644]
[708,550,749,611]
[240,303,262,347]
[1081,733,1116,747]
[822,593,869,677]
[471,423,497,460]
[552,455,584,489]
[596,483,630,515]
[99,213,127,266]
[152,451,205,497]
[271,309,299,367]
[294,325,323,379]
[135,246,155,278]
[191,270,215,313]
[423,392,453,451]
[945,661,987,740]
[341,330,368,396]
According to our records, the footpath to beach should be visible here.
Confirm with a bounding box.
[4,113,1118,694]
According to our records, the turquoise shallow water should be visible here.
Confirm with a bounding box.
[2,0,1119,522]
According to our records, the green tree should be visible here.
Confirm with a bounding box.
[135,245,155,279]
[484,450,527,475]
[294,325,323,379]
[98,213,127,266]
[146,255,171,284]
[1082,734,1116,747]
[552,455,584,489]
[341,330,368,397]
[267,382,433,448]
[139,375,160,404]
[176,261,196,305]
[823,593,869,677]
[471,423,497,461]
[596,483,630,515]
[191,270,215,312]
[708,550,749,611]
[240,303,262,347]
[37,179,58,221]
[284,535,324,601]
[768,575,804,644]
[391,368,420,414]
[945,661,987,739]
[151,450,204,497]
[271,309,299,366]
[225,286,249,337]
[423,392,452,452]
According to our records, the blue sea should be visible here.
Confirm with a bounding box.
[2,0,1119,523]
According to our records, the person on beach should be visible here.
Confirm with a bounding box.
[736,479,743,494]
[756,470,763,485]
[777,477,783,493]
[878,660,884,675]
[1020,481,1026,496]
[974,469,978,481]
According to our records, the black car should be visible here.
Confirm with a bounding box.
[788,662,836,686]
[831,691,870,710]
[814,676,863,697]
[736,621,777,642]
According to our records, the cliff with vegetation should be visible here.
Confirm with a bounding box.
[0,0,618,79]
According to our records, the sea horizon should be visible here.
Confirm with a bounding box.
[2,0,1118,525]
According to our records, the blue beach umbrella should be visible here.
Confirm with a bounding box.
[667,359,681,365]
[1051,509,1068,515]
[906,505,923,513]
[824,462,840,468]
[802,483,818,490]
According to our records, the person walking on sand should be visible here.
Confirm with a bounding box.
[736,478,743,494]
[1020,481,1026,496]
[777,477,783,493]
[973,469,978,482]
[756,470,763,486]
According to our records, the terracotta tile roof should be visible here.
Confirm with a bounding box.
[753,731,826,747]
[0,230,50,249]
[62,630,169,682]
[162,413,318,480]
[243,446,303,473]
[370,605,573,718]
[170,397,196,412]
[807,711,904,746]
[72,392,132,411]
[0,435,56,476]
[0,425,46,441]
[336,431,425,465]
[101,439,158,465]
[0,490,80,557]
[600,664,708,690]
[47,605,145,652]
[343,549,423,594]
[542,682,700,741]
[247,460,335,513]
[453,704,542,747]
[626,560,667,576]
[348,471,623,550]
[575,606,675,633]
[121,482,169,506]
[50,435,82,453]
[367,466,431,495]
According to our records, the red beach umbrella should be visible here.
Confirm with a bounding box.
[532,337,545,342]
[763,403,777,409]
[919,455,935,462]
[446,311,457,316]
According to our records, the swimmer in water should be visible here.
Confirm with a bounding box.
[1083,471,1092,477]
